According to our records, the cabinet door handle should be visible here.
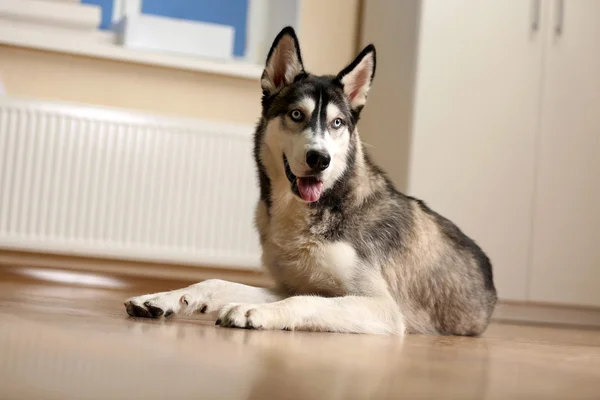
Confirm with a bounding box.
[555,0,564,34]
[531,0,541,31]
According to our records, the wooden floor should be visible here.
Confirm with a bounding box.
[1,266,600,400]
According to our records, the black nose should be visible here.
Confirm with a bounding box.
[306,150,331,171]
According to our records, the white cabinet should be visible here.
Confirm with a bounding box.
[407,1,544,301]
[529,0,600,307]
[360,0,600,307]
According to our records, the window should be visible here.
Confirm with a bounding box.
[0,0,300,77]
[82,0,248,57]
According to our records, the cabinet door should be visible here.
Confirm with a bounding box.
[408,0,545,300]
[529,0,600,307]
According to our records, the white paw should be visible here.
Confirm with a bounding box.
[216,303,286,330]
[124,290,185,318]
[124,280,232,319]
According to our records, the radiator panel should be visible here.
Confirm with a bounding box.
[0,98,261,269]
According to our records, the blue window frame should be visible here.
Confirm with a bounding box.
[81,0,248,57]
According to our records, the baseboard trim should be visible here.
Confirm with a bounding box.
[493,301,600,329]
[0,249,274,288]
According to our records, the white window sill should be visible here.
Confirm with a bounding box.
[0,23,264,80]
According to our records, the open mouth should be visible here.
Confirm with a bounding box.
[283,154,324,203]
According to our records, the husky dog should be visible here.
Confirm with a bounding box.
[124,27,497,336]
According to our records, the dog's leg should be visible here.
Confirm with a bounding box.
[124,279,283,319]
[216,295,405,335]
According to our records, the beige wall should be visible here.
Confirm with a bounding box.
[358,1,421,192]
[0,46,261,124]
[0,0,359,125]
[298,0,360,75]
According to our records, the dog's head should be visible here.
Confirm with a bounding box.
[259,27,376,203]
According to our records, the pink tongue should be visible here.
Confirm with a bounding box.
[297,177,324,202]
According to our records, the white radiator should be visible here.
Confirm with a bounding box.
[0,97,261,269]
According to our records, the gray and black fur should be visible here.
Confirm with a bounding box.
[253,27,496,335]
[124,27,497,336]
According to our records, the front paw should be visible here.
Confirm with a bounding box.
[124,279,231,319]
[124,292,184,319]
[216,303,286,330]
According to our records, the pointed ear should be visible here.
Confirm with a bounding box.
[261,27,305,94]
[336,45,376,110]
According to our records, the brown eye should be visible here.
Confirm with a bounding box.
[290,109,304,122]
[332,118,343,129]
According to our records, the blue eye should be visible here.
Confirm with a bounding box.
[332,118,343,129]
[290,109,304,122]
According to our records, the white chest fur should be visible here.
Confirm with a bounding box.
[260,196,359,295]
[318,241,358,284]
